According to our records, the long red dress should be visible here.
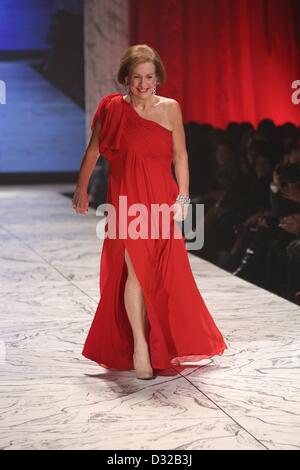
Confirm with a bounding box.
[82,92,227,370]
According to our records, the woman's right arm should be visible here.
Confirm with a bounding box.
[72,120,101,215]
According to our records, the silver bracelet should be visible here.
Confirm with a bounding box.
[176,194,191,204]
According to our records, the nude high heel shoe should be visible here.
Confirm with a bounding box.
[133,353,155,380]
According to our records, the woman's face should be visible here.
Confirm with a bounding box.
[254,155,272,178]
[127,61,157,99]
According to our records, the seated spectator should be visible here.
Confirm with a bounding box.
[188,122,300,304]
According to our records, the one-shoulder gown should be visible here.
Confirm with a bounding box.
[82,92,227,370]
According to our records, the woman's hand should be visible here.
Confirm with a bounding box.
[173,200,189,222]
[72,187,89,215]
[278,214,300,235]
[245,211,262,227]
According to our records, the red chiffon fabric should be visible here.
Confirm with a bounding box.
[82,93,227,370]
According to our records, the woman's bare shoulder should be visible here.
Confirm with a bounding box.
[157,96,182,124]
[157,96,180,113]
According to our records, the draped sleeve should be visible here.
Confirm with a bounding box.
[91,92,124,160]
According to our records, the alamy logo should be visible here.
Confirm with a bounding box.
[95,196,205,250]
[0,80,6,104]
[291,80,300,105]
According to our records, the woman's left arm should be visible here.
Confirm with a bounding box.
[168,99,190,196]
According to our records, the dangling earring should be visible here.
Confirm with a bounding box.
[152,83,157,95]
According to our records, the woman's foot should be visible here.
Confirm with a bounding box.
[133,347,154,380]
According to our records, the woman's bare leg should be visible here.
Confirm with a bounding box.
[124,248,153,378]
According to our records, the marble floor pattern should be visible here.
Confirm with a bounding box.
[0,185,299,450]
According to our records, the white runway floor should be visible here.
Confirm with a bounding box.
[0,185,299,450]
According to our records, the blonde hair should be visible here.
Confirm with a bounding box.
[117,44,166,86]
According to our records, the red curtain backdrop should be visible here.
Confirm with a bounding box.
[129,0,300,128]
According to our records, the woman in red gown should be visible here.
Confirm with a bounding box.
[72,45,227,379]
